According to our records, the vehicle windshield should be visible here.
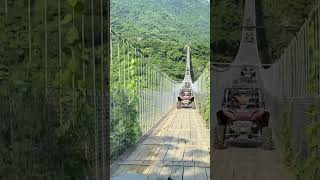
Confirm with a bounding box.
[180,90,191,96]
[227,89,261,109]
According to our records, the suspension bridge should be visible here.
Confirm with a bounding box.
[1,0,320,179]
[110,31,210,179]
[111,0,320,179]
[212,0,320,179]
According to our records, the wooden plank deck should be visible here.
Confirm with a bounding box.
[212,147,296,180]
[111,108,210,180]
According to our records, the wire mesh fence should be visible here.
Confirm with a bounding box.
[259,3,320,179]
[193,65,210,125]
[210,1,320,178]
[0,0,108,179]
[110,30,180,159]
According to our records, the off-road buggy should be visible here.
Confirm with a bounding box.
[214,88,273,150]
[177,88,195,109]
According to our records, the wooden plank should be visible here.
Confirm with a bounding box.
[157,165,172,180]
[194,167,208,180]
[126,164,143,174]
[112,108,211,178]
[154,146,168,161]
[170,166,183,180]
[174,144,185,162]
[183,166,195,180]
[205,168,210,180]
[111,165,130,177]
[146,165,162,180]
[164,147,176,161]
[127,146,144,161]
[183,146,193,162]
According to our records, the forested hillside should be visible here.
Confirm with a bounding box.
[211,0,317,64]
[261,0,316,61]
[211,0,242,63]
[111,0,210,81]
[0,1,107,179]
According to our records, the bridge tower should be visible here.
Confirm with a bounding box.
[177,45,196,109]
[183,45,193,86]
[230,0,263,89]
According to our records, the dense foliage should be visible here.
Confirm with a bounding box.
[211,0,242,63]
[110,47,141,158]
[260,1,320,179]
[0,0,106,179]
[110,0,210,159]
[214,2,320,179]
[261,0,316,62]
[278,100,320,179]
[211,0,317,63]
[111,0,209,81]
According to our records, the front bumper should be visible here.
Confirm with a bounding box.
[225,135,262,147]
[181,100,191,105]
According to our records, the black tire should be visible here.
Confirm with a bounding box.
[176,101,181,109]
[192,101,196,109]
[213,125,226,149]
[261,127,273,150]
[216,111,225,125]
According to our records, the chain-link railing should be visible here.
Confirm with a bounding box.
[259,2,320,179]
[193,64,210,125]
[110,30,180,159]
[0,0,108,179]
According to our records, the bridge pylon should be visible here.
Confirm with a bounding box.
[176,46,196,109]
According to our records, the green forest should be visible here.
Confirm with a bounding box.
[1,0,107,179]
[212,0,316,64]
[110,0,210,162]
[111,0,210,81]
[0,0,319,179]
[212,0,320,179]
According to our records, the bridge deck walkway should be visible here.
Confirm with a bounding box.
[213,142,296,179]
[111,108,210,180]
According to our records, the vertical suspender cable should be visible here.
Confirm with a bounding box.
[58,0,63,126]
[151,68,153,124]
[28,0,32,67]
[147,63,150,130]
[72,3,76,113]
[127,48,131,100]
[100,0,106,176]
[83,2,88,175]
[4,0,7,17]
[123,40,126,89]
[118,38,120,82]
[91,0,99,178]
[318,9,320,94]
[44,0,48,97]
[142,60,144,133]
[136,49,141,127]
[110,31,112,69]
[82,0,86,82]
[144,61,147,133]
[303,27,306,94]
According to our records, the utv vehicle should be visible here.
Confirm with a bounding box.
[177,88,195,109]
[214,88,273,150]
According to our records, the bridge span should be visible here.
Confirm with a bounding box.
[111,108,209,179]
[111,43,210,179]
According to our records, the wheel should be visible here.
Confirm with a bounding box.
[191,101,196,109]
[261,127,273,150]
[213,125,226,149]
[216,111,225,125]
[176,101,181,109]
